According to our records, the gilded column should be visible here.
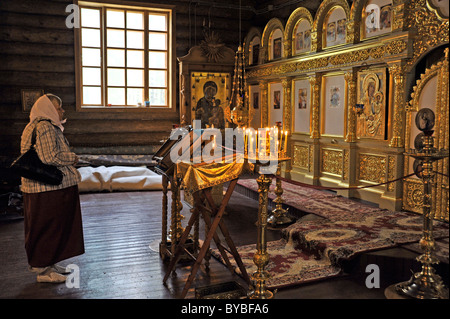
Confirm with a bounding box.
[179,71,189,125]
[282,78,292,133]
[283,39,292,59]
[309,74,321,139]
[345,71,357,143]
[259,81,269,127]
[391,0,406,32]
[282,77,293,176]
[388,62,406,148]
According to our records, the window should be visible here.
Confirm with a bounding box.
[77,2,172,109]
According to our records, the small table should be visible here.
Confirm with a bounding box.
[163,157,290,299]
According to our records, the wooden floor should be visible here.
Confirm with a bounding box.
[0,189,446,299]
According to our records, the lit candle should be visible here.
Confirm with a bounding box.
[284,131,288,155]
[250,132,254,157]
[255,130,259,157]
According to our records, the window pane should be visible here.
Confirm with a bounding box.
[127,69,144,87]
[127,12,144,30]
[108,88,125,105]
[127,31,144,49]
[148,14,167,31]
[127,88,144,105]
[107,29,125,48]
[83,86,101,105]
[149,70,166,87]
[149,33,167,50]
[127,50,144,68]
[82,48,101,66]
[148,51,166,69]
[82,28,101,47]
[108,68,125,86]
[81,8,100,28]
[107,49,125,67]
[107,9,125,28]
[149,89,167,106]
[83,67,101,86]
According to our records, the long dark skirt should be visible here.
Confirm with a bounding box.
[23,185,85,267]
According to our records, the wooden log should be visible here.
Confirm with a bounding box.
[0,70,75,87]
[0,54,74,72]
[0,41,74,58]
[0,25,73,45]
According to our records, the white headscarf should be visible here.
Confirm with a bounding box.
[29,94,66,132]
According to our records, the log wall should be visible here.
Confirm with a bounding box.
[0,0,255,161]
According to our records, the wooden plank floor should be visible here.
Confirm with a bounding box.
[0,190,266,299]
[0,189,436,299]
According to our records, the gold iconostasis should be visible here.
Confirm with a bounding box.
[241,0,449,220]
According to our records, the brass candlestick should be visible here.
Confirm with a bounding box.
[268,163,294,227]
[395,108,449,299]
[248,173,274,299]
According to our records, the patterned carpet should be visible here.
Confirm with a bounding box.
[211,179,449,289]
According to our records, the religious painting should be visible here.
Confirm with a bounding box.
[327,22,336,43]
[298,88,307,109]
[252,44,259,65]
[273,90,281,109]
[356,68,387,139]
[365,5,379,35]
[336,19,346,43]
[273,37,282,59]
[295,31,303,51]
[415,108,435,131]
[380,5,392,30]
[190,72,230,129]
[253,92,259,109]
[330,86,340,107]
[427,0,449,19]
[22,89,44,112]
[303,30,311,50]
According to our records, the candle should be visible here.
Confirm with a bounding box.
[284,131,288,155]
[250,133,254,157]
[255,130,259,157]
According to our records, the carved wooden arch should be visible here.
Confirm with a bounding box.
[243,27,263,66]
[408,50,448,112]
[284,7,315,57]
[404,0,449,73]
[349,0,368,43]
[403,48,449,221]
[261,17,285,62]
[313,0,351,51]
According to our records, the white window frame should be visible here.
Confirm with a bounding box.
[74,0,175,112]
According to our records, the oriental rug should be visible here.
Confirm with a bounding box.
[211,179,449,290]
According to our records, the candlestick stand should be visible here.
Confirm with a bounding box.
[268,163,294,227]
[248,173,274,299]
[395,109,449,299]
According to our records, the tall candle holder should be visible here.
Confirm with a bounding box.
[395,108,449,299]
[243,125,291,298]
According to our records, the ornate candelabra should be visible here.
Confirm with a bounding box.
[229,46,249,128]
[267,122,294,227]
[395,108,449,299]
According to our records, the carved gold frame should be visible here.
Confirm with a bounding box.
[291,76,313,135]
[320,71,348,138]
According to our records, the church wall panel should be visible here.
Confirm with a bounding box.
[243,0,449,212]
